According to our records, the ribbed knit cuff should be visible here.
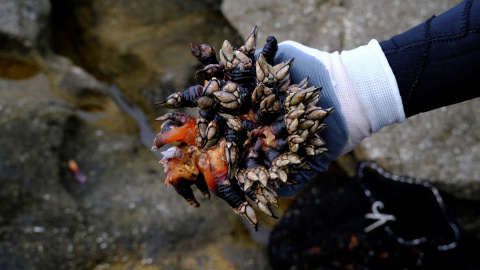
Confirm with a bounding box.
[334,40,406,153]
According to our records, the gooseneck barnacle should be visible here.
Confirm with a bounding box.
[152,26,332,230]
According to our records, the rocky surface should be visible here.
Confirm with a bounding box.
[356,101,480,200]
[50,0,243,122]
[0,0,51,58]
[0,74,269,269]
[0,0,270,269]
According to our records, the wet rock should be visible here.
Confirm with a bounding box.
[0,77,82,269]
[59,114,269,270]
[0,74,269,269]
[356,100,480,200]
[221,0,345,52]
[0,0,51,58]
[221,0,457,50]
[46,55,109,100]
[0,0,272,268]
[50,0,243,121]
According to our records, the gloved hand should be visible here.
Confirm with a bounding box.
[272,40,406,197]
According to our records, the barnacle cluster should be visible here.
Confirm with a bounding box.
[152,26,332,230]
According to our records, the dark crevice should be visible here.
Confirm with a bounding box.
[57,114,88,197]
[48,0,111,82]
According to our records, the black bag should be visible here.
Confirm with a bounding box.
[269,161,465,270]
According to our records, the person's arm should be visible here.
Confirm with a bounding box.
[380,0,480,117]
[273,0,480,197]
[274,38,405,197]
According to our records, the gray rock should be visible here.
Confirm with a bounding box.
[0,0,271,268]
[356,99,480,200]
[0,0,51,57]
[221,0,345,52]
[0,72,269,269]
[50,0,243,120]
[221,0,456,50]
[0,76,84,269]
[46,55,109,99]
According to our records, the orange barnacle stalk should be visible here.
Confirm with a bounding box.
[152,112,199,151]
[196,151,217,195]
[162,145,199,185]
[206,139,228,181]
[160,145,201,207]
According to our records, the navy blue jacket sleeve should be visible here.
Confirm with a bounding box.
[379,0,480,118]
